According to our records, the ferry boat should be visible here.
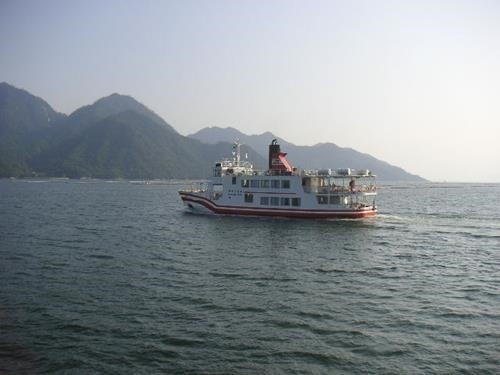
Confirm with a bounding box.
[179,140,377,219]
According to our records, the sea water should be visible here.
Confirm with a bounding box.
[0,180,499,374]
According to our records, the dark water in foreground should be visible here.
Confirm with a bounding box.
[0,180,499,374]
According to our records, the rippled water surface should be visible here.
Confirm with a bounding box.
[1,180,499,374]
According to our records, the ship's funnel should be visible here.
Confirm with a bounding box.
[268,139,293,173]
[268,139,281,170]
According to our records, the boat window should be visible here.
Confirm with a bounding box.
[329,196,340,205]
[260,180,269,188]
[250,180,260,188]
[316,195,328,204]
[244,193,253,203]
[260,197,269,205]
[302,177,312,193]
[232,177,236,185]
[270,197,280,206]
[280,197,290,206]
[271,180,280,189]
[281,180,290,189]
[292,198,301,207]
[241,179,249,188]
[212,184,223,200]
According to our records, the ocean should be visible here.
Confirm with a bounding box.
[0,179,499,374]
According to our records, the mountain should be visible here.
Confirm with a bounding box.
[0,83,66,136]
[0,82,265,178]
[63,92,176,135]
[190,126,426,181]
[33,110,264,179]
[0,82,421,180]
[0,82,67,176]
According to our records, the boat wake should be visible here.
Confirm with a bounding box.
[376,214,408,222]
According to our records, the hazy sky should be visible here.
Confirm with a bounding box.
[1,0,499,182]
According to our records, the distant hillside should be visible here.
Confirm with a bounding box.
[33,110,187,178]
[0,82,421,180]
[63,92,176,135]
[190,126,426,181]
[0,82,265,178]
[0,82,66,176]
[33,110,264,179]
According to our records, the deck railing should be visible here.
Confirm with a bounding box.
[305,185,377,194]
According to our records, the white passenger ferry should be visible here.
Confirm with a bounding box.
[179,140,377,219]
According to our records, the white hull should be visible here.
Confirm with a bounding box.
[180,191,377,219]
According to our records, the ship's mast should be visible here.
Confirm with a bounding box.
[233,140,241,166]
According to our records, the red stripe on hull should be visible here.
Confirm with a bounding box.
[180,193,376,219]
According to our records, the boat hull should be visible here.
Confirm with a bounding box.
[179,192,376,219]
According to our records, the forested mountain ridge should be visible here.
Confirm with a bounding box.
[1,82,423,181]
[0,83,264,178]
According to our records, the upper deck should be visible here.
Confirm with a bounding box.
[211,142,375,194]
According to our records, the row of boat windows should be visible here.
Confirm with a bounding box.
[234,177,291,189]
[317,195,344,205]
[243,194,343,205]
[244,193,301,207]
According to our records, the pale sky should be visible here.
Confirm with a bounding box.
[1,0,499,182]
